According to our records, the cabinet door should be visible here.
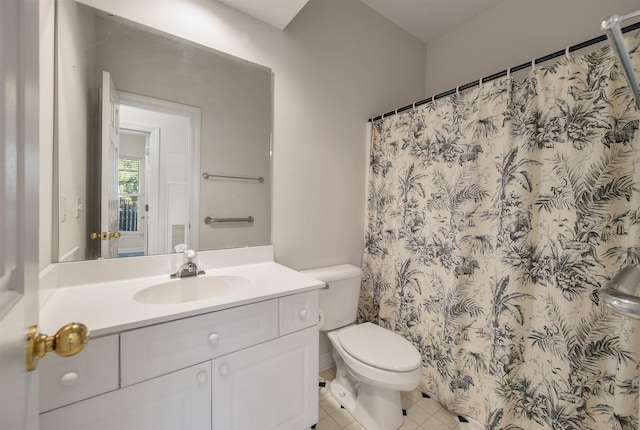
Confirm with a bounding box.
[213,327,318,430]
[40,362,211,430]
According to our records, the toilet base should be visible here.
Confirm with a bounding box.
[330,356,404,430]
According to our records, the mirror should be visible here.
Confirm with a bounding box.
[56,0,272,262]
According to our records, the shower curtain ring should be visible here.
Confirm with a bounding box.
[456,86,460,96]
[507,67,511,78]
[412,101,416,110]
[531,59,536,71]
[478,77,483,89]
[432,95,435,104]
[395,108,398,115]
[565,46,572,60]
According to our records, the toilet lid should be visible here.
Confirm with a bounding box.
[337,322,421,372]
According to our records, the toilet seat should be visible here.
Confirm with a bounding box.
[337,322,421,372]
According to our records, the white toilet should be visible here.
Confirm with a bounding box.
[302,264,422,430]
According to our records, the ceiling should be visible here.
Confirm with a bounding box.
[216,0,504,43]
[359,0,503,44]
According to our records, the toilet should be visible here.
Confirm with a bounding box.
[302,264,422,430]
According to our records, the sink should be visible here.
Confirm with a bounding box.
[134,275,250,304]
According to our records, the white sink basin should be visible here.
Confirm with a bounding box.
[134,275,250,304]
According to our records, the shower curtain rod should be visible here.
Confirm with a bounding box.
[369,20,640,123]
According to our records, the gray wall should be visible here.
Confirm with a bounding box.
[424,0,640,96]
[56,0,97,261]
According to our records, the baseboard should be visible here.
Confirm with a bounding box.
[319,351,335,372]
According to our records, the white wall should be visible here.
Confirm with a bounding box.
[424,0,640,97]
[79,0,427,270]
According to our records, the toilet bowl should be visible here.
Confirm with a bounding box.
[301,265,422,430]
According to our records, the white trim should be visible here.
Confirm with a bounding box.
[165,181,189,254]
[39,263,59,309]
[120,124,160,255]
[118,92,201,252]
[59,246,81,263]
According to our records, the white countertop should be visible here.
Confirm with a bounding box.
[40,262,324,338]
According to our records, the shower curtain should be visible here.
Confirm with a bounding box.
[360,39,640,430]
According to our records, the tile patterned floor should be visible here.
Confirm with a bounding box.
[315,368,484,430]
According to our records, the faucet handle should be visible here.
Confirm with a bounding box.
[184,249,197,262]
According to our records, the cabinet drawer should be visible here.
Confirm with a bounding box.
[279,290,318,336]
[121,299,278,386]
[40,362,211,430]
[39,335,119,413]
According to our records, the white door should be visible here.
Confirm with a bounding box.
[101,71,121,258]
[0,0,40,429]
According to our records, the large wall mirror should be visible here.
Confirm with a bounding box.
[56,0,272,262]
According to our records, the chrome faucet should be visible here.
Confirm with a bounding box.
[171,249,205,279]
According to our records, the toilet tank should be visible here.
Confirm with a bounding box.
[301,264,362,331]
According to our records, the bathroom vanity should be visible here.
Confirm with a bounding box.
[37,246,322,430]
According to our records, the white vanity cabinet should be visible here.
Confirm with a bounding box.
[39,335,119,413]
[40,362,212,430]
[39,290,319,430]
[120,299,280,386]
[213,326,318,430]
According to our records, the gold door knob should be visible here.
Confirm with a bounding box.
[26,323,90,371]
[91,231,120,240]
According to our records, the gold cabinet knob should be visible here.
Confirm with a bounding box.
[26,323,90,371]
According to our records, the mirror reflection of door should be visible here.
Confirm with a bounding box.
[100,71,120,259]
[97,73,201,258]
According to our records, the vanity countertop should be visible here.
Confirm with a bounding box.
[40,262,324,337]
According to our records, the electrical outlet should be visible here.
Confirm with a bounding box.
[75,196,83,218]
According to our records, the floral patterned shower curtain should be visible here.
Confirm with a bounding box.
[360,40,640,430]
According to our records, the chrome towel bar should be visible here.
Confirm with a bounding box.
[602,9,640,110]
[205,216,254,224]
[202,172,264,183]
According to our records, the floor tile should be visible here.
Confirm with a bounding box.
[423,415,454,430]
[405,404,432,425]
[315,415,341,430]
[401,389,424,403]
[398,417,420,430]
[316,368,484,430]
[330,408,356,427]
[433,408,460,428]
[415,396,443,415]
[343,421,367,430]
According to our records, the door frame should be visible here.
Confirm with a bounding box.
[118,125,160,256]
[0,0,41,429]
[118,92,201,252]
